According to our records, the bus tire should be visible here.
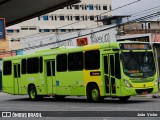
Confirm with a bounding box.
[87,85,101,102]
[119,96,130,102]
[28,86,38,101]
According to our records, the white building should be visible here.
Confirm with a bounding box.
[6,0,112,43]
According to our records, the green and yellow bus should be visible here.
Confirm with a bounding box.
[2,42,158,102]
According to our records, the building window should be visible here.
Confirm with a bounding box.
[85,5,87,10]
[74,5,79,10]
[60,16,65,20]
[95,5,98,10]
[142,23,151,29]
[38,16,41,20]
[89,5,94,10]
[43,16,48,20]
[70,16,73,20]
[69,5,72,9]
[99,5,101,10]
[103,5,107,10]
[110,5,112,10]
[67,16,70,20]
[60,29,66,32]
[39,29,42,32]
[29,27,36,30]
[85,16,88,20]
[90,16,94,21]
[7,30,13,33]
[21,27,28,30]
[44,29,50,32]
[81,16,85,20]
[75,16,80,21]
[82,5,84,10]
[52,29,55,32]
[55,16,57,20]
[51,16,54,20]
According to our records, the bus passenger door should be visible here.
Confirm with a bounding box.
[103,55,110,95]
[45,60,55,94]
[109,54,116,96]
[14,64,21,94]
[103,53,121,96]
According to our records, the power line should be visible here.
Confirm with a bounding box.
[5,0,158,51]
[8,0,142,40]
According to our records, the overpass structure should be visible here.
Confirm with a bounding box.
[0,0,80,26]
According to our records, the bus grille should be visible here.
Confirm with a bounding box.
[131,79,153,83]
[135,88,153,94]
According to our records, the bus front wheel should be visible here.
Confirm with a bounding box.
[87,85,102,102]
[28,86,38,101]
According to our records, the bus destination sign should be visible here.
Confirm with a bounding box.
[117,36,150,42]
[120,43,151,50]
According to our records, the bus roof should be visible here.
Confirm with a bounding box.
[2,42,151,61]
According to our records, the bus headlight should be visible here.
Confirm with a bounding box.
[154,78,159,86]
[124,80,132,88]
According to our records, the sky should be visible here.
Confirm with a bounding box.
[112,0,160,15]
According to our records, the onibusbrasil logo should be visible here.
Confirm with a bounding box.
[1,112,42,118]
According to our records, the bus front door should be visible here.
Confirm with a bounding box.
[45,60,55,95]
[104,53,121,97]
[14,64,21,94]
[103,54,118,96]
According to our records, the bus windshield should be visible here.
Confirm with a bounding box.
[121,51,156,78]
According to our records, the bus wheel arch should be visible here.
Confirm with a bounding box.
[28,84,38,101]
[86,82,102,102]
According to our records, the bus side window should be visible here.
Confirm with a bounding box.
[18,64,20,78]
[110,55,114,76]
[52,61,55,76]
[68,52,83,71]
[85,50,100,70]
[104,56,108,74]
[14,64,20,78]
[14,65,17,78]
[27,57,39,74]
[3,61,12,75]
[115,53,121,79]
[39,57,43,73]
[46,61,51,76]
[56,54,67,72]
[22,59,26,74]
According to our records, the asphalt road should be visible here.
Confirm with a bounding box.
[0,92,160,120]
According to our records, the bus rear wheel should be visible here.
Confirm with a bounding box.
[87,85,102,102]
[119,96,130,102]
[28,86,38,101]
